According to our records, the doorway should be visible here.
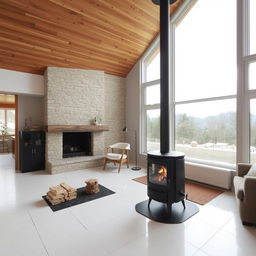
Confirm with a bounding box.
[0,94,17,168]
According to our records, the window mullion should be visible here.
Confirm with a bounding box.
[175,95,236,106]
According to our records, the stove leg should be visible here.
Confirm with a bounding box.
[182,199,186,209]
[167,202,172,214]
[148,198,152,207]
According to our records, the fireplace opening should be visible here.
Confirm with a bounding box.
[63,132,92,158]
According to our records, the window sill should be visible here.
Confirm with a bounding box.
[140,152,236,170]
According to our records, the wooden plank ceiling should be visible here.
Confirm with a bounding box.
[0,94,15,106]
[0,0,183,77]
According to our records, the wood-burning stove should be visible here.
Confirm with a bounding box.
[147,151,185,212]
[135,0,199,223]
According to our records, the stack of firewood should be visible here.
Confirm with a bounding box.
[60,182,77,200]
[85,179,100,194]
[46,183,77,205]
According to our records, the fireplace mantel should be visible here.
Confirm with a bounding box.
[46,125,109,133]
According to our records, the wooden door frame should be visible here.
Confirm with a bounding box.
[15,95,19,170]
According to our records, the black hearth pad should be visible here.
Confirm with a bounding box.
[42,184,115,212]
[135,199,199,224]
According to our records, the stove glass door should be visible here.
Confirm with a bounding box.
[148,163,167,186]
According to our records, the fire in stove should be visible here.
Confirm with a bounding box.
[154,166,167,182]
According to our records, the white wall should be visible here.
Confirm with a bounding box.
[0,68,45,131]
[125,62,146,166]
[18,95,44,130]
[0,68,44,96]
[104,74,125,147]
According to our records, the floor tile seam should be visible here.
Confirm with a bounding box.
[196,216,233,252]
[108,231,148,255]
[185,225,221,249]
[27,210,50,256]
[68,209,89,231]
[220,216,246,237]
[192,248,211,256]
[184,240,202,255]
[207,227,256,256]
[165,233,201,253]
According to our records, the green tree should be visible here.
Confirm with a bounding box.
[176,114,196,144]
[147,116,160,142]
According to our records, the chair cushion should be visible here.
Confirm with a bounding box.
[246,164,256,177]
[106,153,127,160]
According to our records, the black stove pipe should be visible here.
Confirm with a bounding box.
[152,0,177,154]
[160,0,170,154]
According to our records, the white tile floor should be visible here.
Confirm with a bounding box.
[0,154,256,256]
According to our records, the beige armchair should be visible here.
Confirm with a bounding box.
[233,163,256,225]
[103,143,130,173]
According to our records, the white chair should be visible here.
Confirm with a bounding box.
[103,143,130,173]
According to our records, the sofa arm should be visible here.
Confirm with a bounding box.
[237,189,244,201]
[237,163,252,177]
[244,177,256,202]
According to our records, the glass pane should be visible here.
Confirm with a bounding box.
[175,0,236,101]
[144,47,160,82]
[249,62,256,90]
[250,99,256,162]
[250,0,256,55]
[145,84,160,105]
[146,109,160,151]
[148,163,167,185]
[6,110,15,134]
[175,99,236,164]
[0,110,4,126]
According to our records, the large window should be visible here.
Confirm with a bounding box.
[141,45,160,152]
[250,100,256,162]
[249,62,256,90]
[141,0,237,166]
[248,0,256,161]
[140,0,256,167]
[144,47,160,83]
[174,0,237,165]
[0,109,15,135]
[175,99,236,164]
[250,0,256,55]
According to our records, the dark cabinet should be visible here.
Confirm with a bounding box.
[20,131,45,172]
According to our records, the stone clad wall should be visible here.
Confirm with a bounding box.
[44,67,125,174]
[104,74,125,147]
[45,67,104,125]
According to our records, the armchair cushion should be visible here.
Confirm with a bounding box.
[106,153,127,160]
[103,142,130,173]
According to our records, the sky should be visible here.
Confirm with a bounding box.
[146,0,238,119]
[250,0,256,55]
[249,62,256,90]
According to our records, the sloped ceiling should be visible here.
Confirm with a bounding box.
[0,0,183,77]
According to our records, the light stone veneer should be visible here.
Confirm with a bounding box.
[104,74,125,146]
[44,67,125,174]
